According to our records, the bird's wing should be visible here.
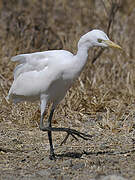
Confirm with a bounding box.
[11,51,53,79]
[8,50,73,102]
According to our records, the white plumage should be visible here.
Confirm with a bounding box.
[8,50,74,103]
[8,29,121,159]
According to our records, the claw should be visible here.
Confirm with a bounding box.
[60,128,92,146]
[70,133,78,141]
[60,133,70,146]
[49,154,56,160]
[60,132,79,146]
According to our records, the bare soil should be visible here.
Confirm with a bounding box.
[0,112,135,180]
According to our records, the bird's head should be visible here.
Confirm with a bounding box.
[78,29,122,50]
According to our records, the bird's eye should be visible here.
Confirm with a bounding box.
[97,39,102,43]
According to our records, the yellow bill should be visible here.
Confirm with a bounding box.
[104,40,122,50]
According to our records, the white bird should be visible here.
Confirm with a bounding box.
[7,29,122,159]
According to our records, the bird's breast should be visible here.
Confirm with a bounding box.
[46,76,73,103]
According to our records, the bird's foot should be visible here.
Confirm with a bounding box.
[49,153,56,160]
[39,126,92,146]
[49,146,56,160]
[60,128,92,145]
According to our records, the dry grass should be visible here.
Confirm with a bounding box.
[0,0,135,131]
[0,0,135,179]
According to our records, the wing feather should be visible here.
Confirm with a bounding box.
[12,52,50,79]
[8,50,74,102]
[11,50,73,80]
[11,54,28,63]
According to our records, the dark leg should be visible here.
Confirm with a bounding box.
[40,102,92,160]
[47,107,55,160]
[39,101,56,160]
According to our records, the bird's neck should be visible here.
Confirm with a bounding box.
[74,42,91,74]
[75,32,93,69]
[76,44,89,59]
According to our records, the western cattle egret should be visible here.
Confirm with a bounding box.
[7,29,122,159]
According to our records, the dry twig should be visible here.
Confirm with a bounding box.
[92,0,121,64]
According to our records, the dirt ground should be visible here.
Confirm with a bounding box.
[0,113,135,180]
[0,0,135,179]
